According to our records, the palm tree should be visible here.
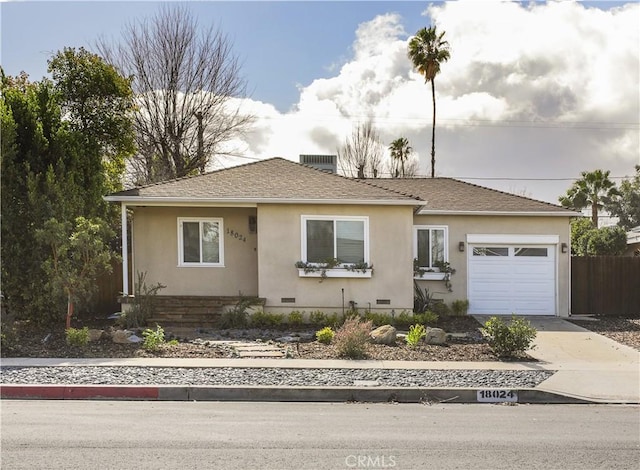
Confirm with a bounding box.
[559,169,620,227]
[389,137,412,177]
[408,26,450,178]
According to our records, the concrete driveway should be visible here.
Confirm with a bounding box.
[474,315,640,403]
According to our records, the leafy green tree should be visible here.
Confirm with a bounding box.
[1,53,133,324]
[559,169,620,227]
[606,165,640,231]
[36,217,118,329]
[389,137,412,177]
[408,26,450,178]
[585,226,627,256]
[570,218,627,256]
[48,47,135,196]
[1,73,69,320]
[570,218,594,256]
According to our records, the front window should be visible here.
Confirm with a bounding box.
[178,218,224,266]
[302,216,368,265]
[414,226,447,270]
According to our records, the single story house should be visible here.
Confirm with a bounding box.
[105,157,578,320]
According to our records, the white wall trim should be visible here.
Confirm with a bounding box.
[466,234,559,244]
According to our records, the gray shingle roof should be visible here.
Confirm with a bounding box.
[365,178,575,214]
[106,158,575,214]
[107,158,420,204]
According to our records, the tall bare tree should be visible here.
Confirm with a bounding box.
[408,26,450,178]
[337,121,384,179]
[98,5,252,184]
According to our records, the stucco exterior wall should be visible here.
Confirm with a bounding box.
[131,206,258,296]
[257,204,415,314]
[413,214,571,316]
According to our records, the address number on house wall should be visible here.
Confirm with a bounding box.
[477,390,518,402]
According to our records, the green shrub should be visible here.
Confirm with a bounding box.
[413,311,438,326]
[451,299,470,316]
[309,311,328,328]
[287,311,303,328]
[315,327,335,344]
[481,315,537,357]
[333,317,372,359]
[118,271,166,329]
[406,324,426,347]
[218,296,262,329]
[394,310,413,328]
[326,312,344,328]
[65,327,90,347]
[365,311,393,327]
[142,324,166,351]
[250,311,283,328]
[0,323,19,354]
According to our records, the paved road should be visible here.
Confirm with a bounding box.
[1,401,638,469]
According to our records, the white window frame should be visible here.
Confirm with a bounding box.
[299,215,371,278]
[413,225,448,280]
[177,217,224,267]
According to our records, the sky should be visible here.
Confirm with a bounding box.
[1,0,639,205]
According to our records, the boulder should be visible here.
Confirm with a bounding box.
[425,327,447,345]
[88,329,104,342]
[112,329,133,344]
[370,325,397,345]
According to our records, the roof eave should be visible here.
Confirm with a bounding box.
[416,209,580,217]
[103,196,423,207]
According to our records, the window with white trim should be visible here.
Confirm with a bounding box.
[301,216,369,265]
[178,218,224,266]
[414,225,448,270]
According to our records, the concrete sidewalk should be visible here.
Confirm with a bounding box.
[2,317,638,404]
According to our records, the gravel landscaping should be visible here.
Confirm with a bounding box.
[0,366,553,388]
[3,315,637,389]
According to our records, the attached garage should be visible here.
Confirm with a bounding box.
[467,235,558,315]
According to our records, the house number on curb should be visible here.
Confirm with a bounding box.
[476,390,518,403]
[226,228,247,242]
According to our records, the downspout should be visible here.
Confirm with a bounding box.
[121,202,129,296]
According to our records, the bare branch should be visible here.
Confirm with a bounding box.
[97,4,253,184]
[337,120,384,179]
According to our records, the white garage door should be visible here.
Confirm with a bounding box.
[468,245,556,315]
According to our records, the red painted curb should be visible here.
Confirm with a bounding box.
[1,385,65,399]
[1,385,159,400]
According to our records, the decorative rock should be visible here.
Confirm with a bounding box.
[112,330,133,344]
[276,335,300,343]
[425,327,448,345]
[370,325,397,345]
[88,329,104,342]
[127,334,143,343]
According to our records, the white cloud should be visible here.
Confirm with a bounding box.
[230,2,639,203]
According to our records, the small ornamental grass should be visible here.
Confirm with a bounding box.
[405,324,427,347]
[333,316,372,359]
[481,315,537,357]
[65,327,90,347]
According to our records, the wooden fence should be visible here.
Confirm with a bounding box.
[571,256,640,316]
[92,261,126,315]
